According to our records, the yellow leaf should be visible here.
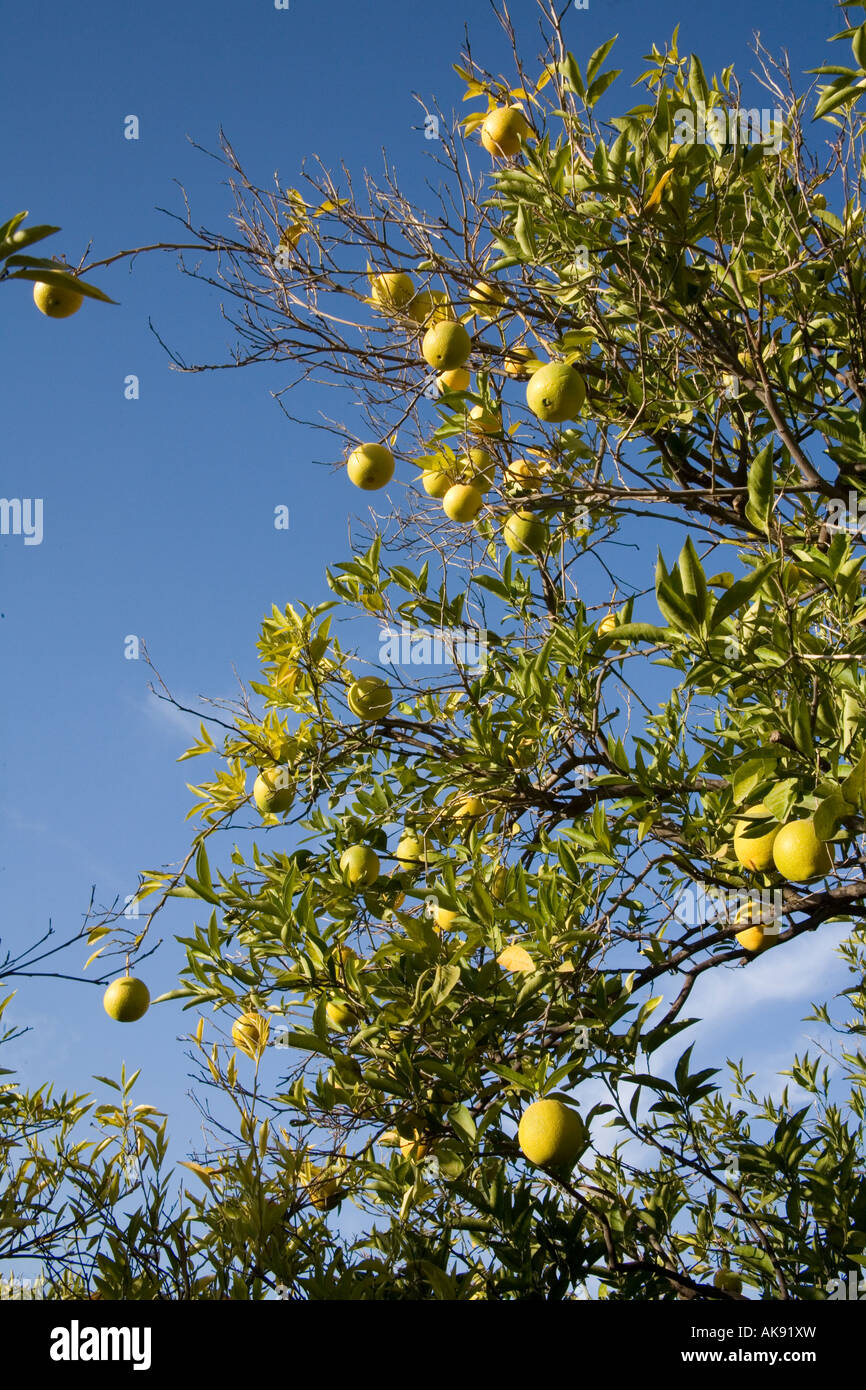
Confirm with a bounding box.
[462,112,487,134]
[178,1161,218,1189]
[536,66,555,92]
[194,1016,205,1045]
[643,168,675,212]
[279,222,307,250]
[84,947,105,970]
[497,944,535,974]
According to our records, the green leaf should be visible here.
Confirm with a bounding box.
[0,211,29,243]
[597,621,670,650]
[513,205,536,259]
[656,577,700,633]
[678,536,708,624]
[448,1103,477,1145]
[814,793,849,840]
[814,81,864,120]
[560,54,585,99]
[841,750,866,808]
[586,36,618,88]
[586,70,621,108]
[732,758,775,804]
[7,267,117,304]
[0,225,60,258]
[745,442,774,534]
[709,562,775,631]
[688,54,709,106]
[424,963,461,1010]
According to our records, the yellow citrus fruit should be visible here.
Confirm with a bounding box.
[451,795,486,821]
[304,1172,344,1211]
[347,677,392,720]
[468,280,506,319]
[503,512,548,555]
[422,320,472,370]
[406,289,452,326]
[460,446,495,493]
[526,362,586,422]
[399,1131,431,1161]
[481,106,530,157]
[505,456,544,486]
[432,906,457,932]
[503,346,536,379]
[232,1010,269,1055]
[325,999,356,1033]
[421,466,453,498]
[517,1098,584,1167]
[438,367,471,393]
[339,845,380,886]
[33,279,83,318]
[491,866,508,898]
[443,483,483,522]
[103,977,150,1023]
[732,803,779,872]
[369,271,415,312]
[733,902,772,953]
[253,768,294,815]
[468,403,501,435]
[772,819,834,882]
[734,924,764,953]
[346,443,394,490]
[396,833,423,865]
[782,562,810,592]
[713,1270,743,1294]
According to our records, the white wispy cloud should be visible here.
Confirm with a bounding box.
[141,690,205,740]
[683,923,851,1031]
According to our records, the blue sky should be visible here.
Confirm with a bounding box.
[0,0,855,1230]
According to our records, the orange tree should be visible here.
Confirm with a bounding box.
[14,2,866,1298]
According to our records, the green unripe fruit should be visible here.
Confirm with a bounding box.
[339,845,380,886]
[395,834,423,865]
[422,320,472,370]
[347,677,392,720]
[253,768,294,815]
[422,466,453,498]
[503,512,548,554]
